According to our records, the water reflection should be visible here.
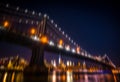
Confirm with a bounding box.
[66,71,73,82]
[0,71,119,82]
[52,71,56,82]
[3,72,7,82]
[84,74,88,82]
[113,74,117,82]
[11,72,15,82]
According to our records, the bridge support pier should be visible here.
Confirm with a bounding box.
[30,46,45,66]
[24,45,48,76]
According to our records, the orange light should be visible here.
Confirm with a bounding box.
[40,36,48,43]
[4,21,9,28]
[76,46,80,53]
[59,39,63,45]
[30,28,36,35]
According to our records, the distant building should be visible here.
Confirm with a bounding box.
[0,55,28,69]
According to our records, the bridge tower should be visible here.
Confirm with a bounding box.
[25,16,49,74]
[30,16,47,66]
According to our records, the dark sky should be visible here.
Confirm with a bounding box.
[0,0,120,66]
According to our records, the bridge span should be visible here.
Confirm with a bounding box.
[0,3,116,73]
[0,28,115,69]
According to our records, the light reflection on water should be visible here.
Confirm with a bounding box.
[0,71,119,82]
[66,71,73,82]
[3,72,7,82]
[52,71,56,82]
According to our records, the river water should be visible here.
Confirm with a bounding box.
[0,70,120,82]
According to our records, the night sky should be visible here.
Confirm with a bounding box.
[0,0,120,67]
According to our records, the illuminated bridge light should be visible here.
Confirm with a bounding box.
[71,40,73,43]
[0,26,5,30]
[44,14,47,17]
[68,37,71,41]
[38,12,41,16]
[58,39,63,49]
[32,11,35,15]
[76,46,80,54]
[25,9,28,13]
[57,44,63,49]
[71,48,76,53]
[74,42,76,45]
[6,4,9,7]
[88,54,92,58]
[16,7,19,11]
[65,45,70,51]
[66,34,68,38]
[81,52,84,56]
[30,28,36,35]
[40,36,48,44]
[49,41,55,46]
[59,27,61,31]
[84,51,87,56]
[3,21,9,28]
[55,24,57,28]
[31,35,39,41]
[51,20,54,23]
[85,53,88,57]
[62,31,64,35]
[59,39,63,45]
